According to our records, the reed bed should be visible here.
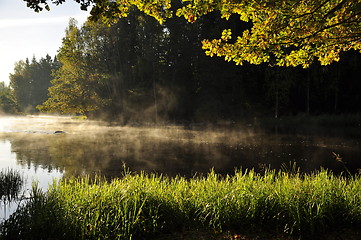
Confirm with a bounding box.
[1,169,360,239]
[0,169,23,203]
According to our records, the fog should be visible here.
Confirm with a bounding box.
[3,114,359,219]
[1,115,360,181]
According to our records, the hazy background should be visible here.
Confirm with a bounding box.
[0,0,89,85]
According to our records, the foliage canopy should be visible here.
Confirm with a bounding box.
[9,55,58,113]
[37,19,109,115]
[24,0,361,67]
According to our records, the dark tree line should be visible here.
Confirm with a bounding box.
[8,55,59,113]
[0,82,16,113]
[6,6,361,122]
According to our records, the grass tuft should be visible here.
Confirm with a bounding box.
[0,169,360,239]
[0,169,23,204]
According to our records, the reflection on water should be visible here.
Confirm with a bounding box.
[0,137,63,219]
[0,116,360,180]
[0,115,360,179]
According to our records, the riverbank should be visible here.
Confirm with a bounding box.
[248,114,361,141]
[1,168,360,240]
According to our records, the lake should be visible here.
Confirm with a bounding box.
[1,115,361,218]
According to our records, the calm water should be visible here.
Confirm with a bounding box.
[1,115,361,216]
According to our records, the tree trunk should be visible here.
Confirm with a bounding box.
[152,62,158,124]
[334,64,340,113]
[306,68,311,115]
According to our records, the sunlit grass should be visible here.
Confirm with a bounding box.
[1,169,360,239]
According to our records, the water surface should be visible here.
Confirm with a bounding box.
[1,115,360,179]
[1,114,361,218]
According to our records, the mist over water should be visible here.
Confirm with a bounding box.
[0,114,360,180]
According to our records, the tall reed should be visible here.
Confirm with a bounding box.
[1,169,360,239]
[0,168,23,204]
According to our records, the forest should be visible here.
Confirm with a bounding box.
[2,2,361,124]
[1,1,361,239]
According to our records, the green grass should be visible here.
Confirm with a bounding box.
[1,169,360,239]
[0,169,23,203]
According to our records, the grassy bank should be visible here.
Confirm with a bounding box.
[1,169,360,239]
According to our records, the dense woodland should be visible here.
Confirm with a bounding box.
[6,55,59,113]
[2,7,361,123]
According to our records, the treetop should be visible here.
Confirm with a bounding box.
[24,0,361,67]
